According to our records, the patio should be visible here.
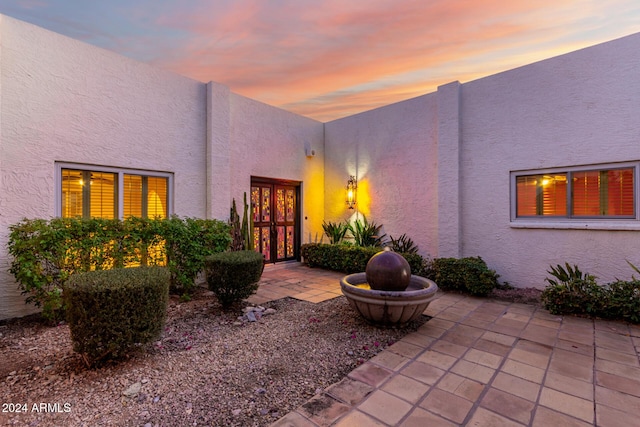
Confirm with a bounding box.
[256,262,640,427]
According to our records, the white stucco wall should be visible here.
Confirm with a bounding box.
[228,93,325,244]
[0,15,208,319]
[324,32,640,289]
[459,32,640,288]
[324,94,439,256]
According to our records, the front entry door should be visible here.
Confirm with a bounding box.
[251,178,300,263]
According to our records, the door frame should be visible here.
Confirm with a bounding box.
[251,176,301,263]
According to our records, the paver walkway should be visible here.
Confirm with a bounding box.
[256,262,640,427]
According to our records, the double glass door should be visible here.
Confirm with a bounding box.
[251,179,299,263]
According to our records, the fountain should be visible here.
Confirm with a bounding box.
[340,247,438,327]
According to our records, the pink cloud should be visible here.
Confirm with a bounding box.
[144,0,640,121]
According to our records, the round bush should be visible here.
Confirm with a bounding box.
[63,266,170,365]
[205,250,265,307]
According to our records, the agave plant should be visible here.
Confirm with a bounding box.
[348,215,386,247]
[322,220,349,244]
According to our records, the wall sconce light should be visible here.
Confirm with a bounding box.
[346,175,357,209]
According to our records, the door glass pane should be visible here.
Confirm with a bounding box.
[253,227,260,254]
[147,177,168,218]
[277,226,285,259]
[276,189,285,222]
[261,227,270,261]
[286,189,295,221]
[251,187,260,222]
[261,188,270,222]
[124,175,143,218]
[90,172,116,219]
[286,226,294,258]
[61,169,84,218]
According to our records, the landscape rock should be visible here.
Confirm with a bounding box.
[123,382,142,398]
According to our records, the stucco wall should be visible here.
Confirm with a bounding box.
[459,32,640,288]
[0,16,207,319]
[228,93,325,244]
[324,32,640,289]
[324,94,439,256]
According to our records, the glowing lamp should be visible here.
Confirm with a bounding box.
[346,176,357,209]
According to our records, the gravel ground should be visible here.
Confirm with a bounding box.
[0,291,429,427]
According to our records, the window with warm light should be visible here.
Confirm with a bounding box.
[512,163,637,220]
[58,164,171,219]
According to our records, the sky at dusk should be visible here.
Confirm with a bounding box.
[2,0,640,122]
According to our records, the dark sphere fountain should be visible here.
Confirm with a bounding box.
[341,247,438,327]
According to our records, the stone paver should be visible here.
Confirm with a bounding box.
[481,388,535,424]
[262,263,640,427]
[359,390,414,425]
[420,388,474,424]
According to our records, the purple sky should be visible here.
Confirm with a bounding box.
[2,0,640,121]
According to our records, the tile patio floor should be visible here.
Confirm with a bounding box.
[254,262,640,427]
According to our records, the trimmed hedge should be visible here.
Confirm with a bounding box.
[606,279,640,323]
[63,266,170,366]
[301,243,427,275]
[205,250,265,308]
[427,257,499,296]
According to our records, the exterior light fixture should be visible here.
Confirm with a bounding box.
[346,175,357,209]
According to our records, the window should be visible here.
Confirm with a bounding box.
[58,163,172,219]
[512,163,637,220]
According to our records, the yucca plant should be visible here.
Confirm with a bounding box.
[545,263,596,290]
[542,262,603,315]
[388,233,418,254]
[322,220,349,244]
[348,215,386,247]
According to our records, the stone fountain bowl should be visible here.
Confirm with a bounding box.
[340,273,438,327]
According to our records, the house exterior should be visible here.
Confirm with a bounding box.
[1,14,639,319]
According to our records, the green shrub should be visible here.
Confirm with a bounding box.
[429,257,499,296]
[161,217,231,296]
[540,262,640,323]
[301,243,427,275]
[63,267,170,366]
[205,250,265,307]
[603,279,640,323]
[541,278,606,316]
[7,216,230,321]
[541,263,605,316]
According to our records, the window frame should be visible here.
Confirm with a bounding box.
[510,162,639,228]
[55,162,174,219]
